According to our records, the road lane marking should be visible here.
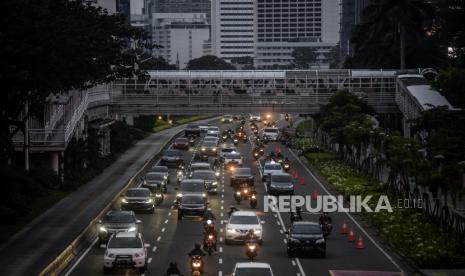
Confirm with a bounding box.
[161,227,165,232]
[63,237,98,276]
[219,246,223,253]
[220,237,224,242]
[292,260,296,266]
[221,194,224,198]
[156,236,161,242]
[220,228,224,233]
[274,214,278,218]
[289,149,404,273]
[277,221,281,226]
[295,259,305,276]
[164,219,168,224]
[147,257,152,263]
[283,238,287,244]
[152,246,157,252]
[220,213,224,217]
[221,206,224,210]
[219,258,223,264]
[168,212,172,216]
[219,271,223,276]
[280,229,284,234]
[221,200,224,203]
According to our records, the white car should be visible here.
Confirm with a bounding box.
[220,146,237,160]
[206,130,219,138]
[204,136,219,143]
[262,161,283,181]
[232,262,274,276]
[226,211,264,244]
[249,114,262,122]
[262,127,280,141]
[224,152,243,167]
[198,124,210,133]
[207,126,220,135]
[103,232,148,274]
[222,115,234,123]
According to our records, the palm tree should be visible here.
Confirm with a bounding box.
[355,0,434,69]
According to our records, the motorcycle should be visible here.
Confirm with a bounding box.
[320,223,333,238]
[290,211,302,223]
[190,255,203,274]
[253,150,260,160]
[204,219,215,232]
[234,190,242,204]
[189,136,195,146]
[250,193,257,209]
[283,161,290,172]
[245,239,258,261]
[233,138,239,145]
[154,191,164,206]
[204,234,217,256]
[222,134,228,141]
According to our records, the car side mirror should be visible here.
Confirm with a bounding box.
[136,220,142,224]
[144,243,151,248]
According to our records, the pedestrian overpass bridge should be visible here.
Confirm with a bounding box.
[14,69,449,152]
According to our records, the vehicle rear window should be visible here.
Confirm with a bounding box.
[151,166,168,173]
[235,168,252,175]
[180,182,205,192]
[221,148,235,153]
[265,164,282,170]
[271,174,291,182]
[103,213,135,224]
[181,195,204,204]
[229,215,259,225]
[145,173,164,180]
[191,164,211,170]
[225,153,241,159]
[235,268,272,276]
[126,189,150,197]
[192,171,216,180]
[293,224,322,235]
[108,237,142,249]
[164,150,181,156]
[175,138,188,143]
[264,128,278,133]
[203,141,217,147]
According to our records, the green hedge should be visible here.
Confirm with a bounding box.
[305,151,465,268]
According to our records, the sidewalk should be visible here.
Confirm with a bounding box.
[0,119,212,276]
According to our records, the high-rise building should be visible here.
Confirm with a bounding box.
[211,0,255,61]
[152,13,210,68]
[340,0,369,58]
[155,0,211,22]
[254,0,340,69]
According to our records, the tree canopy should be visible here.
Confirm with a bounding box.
[186,55,235,70]
[0,0,148,165]
[291,47,317,69]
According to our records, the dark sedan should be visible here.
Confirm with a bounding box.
[185,124,201,137]
[230,167,254,188]
[160,149,184,167]
[286,221,326,257]
[121,188,155,213]
[177,194,208,220]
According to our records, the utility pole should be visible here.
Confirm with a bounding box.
[24,100,29,171]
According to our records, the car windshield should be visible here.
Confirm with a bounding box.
[164,150,180,156]
[187,124,198,129]
[203,142,216,147]
[264,128,278,133]
[192,164,210,170]
[222,148,235,153]
[265,164,282,170]
[234,168,252,175]
[192,172,216,180]
[180,182,205,192]
[225,153,241,159]
[145,173,164,180]
[151,166,168,173]
[103,213,135,224]
[108,237,142,249]
[271,175,291,182]
[205,136,218,140]
[181,195,204,204]
[234,268,272,276]
[293,224,322,235]
[126,189,150,197]
[230,215,259,225]
[176,138,188,143]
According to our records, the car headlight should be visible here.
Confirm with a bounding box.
[155,193,162,198]
[121,198,128,204]
[316,238,325,244]
[201,148,206,151]
[215,171,220,177]
[99,226,107,232]
[236,191,241,196]
[213,148,217,151]
[164,175,168,179]
[289,238,300,243]
[227,228,235,234]
[254,229,261,234]
[177,171,183,176]
[128,226,137,232]
[177,193,183,198]
[202,193,207,197]
[146,198,154,203]
[212,181,218,186]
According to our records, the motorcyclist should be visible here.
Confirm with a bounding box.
[290,206,302,222]
[245,229,258,241]
[269,151,276,160]
[166,262,182,275]
[203,224,218,251]
[203,208,216,221]
[228,206,239,217]
[319,212,332,225]
[188,243,206,257]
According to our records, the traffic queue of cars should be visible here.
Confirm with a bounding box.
[97,113,323,275]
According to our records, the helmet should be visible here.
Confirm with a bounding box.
[296,206,302,211]
[194,243,201,250]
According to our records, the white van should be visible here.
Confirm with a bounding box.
[262,127,280,141]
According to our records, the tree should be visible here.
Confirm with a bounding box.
[349,0,438,69]
[186,55,235,70]
[433,68,465,108]
[291,47,317,69]
[230,56,255,69]
[0,0,148,166]
[138,55,177,70]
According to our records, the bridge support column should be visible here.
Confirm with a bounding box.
[124,115,134,126]
[51,151,60,174]
[401,117,411,138]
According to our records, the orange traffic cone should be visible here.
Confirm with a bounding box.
[357,235,364,249]
[300,177,305,185]
[313,190,318,200]
[341,221,348,234]
[348,229,355,242]
[293,170,299,180]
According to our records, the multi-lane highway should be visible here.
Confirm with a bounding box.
[65,115,405,276]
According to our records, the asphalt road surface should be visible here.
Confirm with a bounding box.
[65,116,403,276]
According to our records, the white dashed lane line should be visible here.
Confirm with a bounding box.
[147,257,152,263]
[156,236,161,242]
[152,246,157,252]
